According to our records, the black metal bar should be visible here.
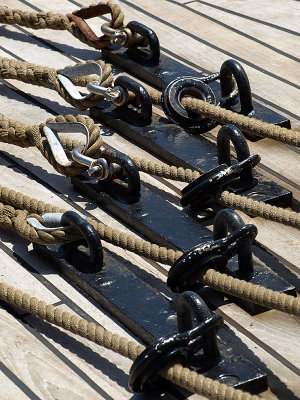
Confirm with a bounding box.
[33,241,267,393]
[71,173,296,314]
[90,103,292,207]
[102,47,291,128]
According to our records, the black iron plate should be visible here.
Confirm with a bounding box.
[72,173,296,314]
[102,47,291,128]
[34,241,267,393]
[90,103,292,207]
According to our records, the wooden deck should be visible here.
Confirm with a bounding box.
[0,0,299,399]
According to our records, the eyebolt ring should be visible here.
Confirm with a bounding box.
[114,75,152,122]
[126,21,160,65]
[162,77,217,131]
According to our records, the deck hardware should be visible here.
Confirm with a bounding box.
[180,124,291,207]
[42,122,90,167]
[101,23,132,46]
[125,21,160,65]
[113,75,153,122]
[57,63,103,101]
[30,211,103,273]
[91,84,291,206]
[86,81,128,106]
[167,209,296,313]
[72,146,141,197]
[34,237,267,392]
[161,74,238,131]
[220,59,254,116]
[180,155,260,208]
[129,292,223,392]
[102,43,291,128]
[71,2,123,45]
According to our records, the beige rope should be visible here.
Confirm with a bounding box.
[0,114,102,177]
[0,185,299,316]
[149,87,300,148]
[0,281,262,400]
[0,1,124,50]
[0,57,113,110]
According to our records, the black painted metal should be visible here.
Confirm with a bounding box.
[102,48,291,129]
[126,21,160,66]
[61,211,103,272]
[71,173,296,314]
[167,209,296,314]
[33,242,267,393]
[90,103,292,206]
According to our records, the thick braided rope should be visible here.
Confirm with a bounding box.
[0,281,262,400]
[132,157,201,182]
[0,57,114,110]
[0,185,299,316]
[0,114,102,177]
[148,88,300,147]
[131,157,300,230]
[218,191,300,229]
[0,1,124,50]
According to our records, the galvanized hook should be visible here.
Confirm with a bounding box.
[42,122,90,167]
[57,62,103,101]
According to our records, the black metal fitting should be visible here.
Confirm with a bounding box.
[167,209,257,293]
[99,147,141,197]
[114,75,152,123]
[126,21,160,66]
[180,153,260,208]
[129,291,223,392]
[220,59,254,115]
[60,211,103,273]
[161,76,217,131]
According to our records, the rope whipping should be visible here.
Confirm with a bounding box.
[0,281,262,400]
[0,185,299,316]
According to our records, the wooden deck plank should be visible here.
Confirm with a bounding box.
[0,1,299,399]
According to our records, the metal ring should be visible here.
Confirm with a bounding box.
[61,211,103,272]
[161,76,217,131]
[129,292,222,392]
[167,220,257,293]
[213,209,257,278]
[126,21,160,65]
[217,124,256,187]
[177,291,222,360]
[99,147,141,196]
[114,75,152,122]
[180,154,260,208]
[220,59,254,115]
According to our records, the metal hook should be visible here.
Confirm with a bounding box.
[86,82,128,106]
[42,122,90,167]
